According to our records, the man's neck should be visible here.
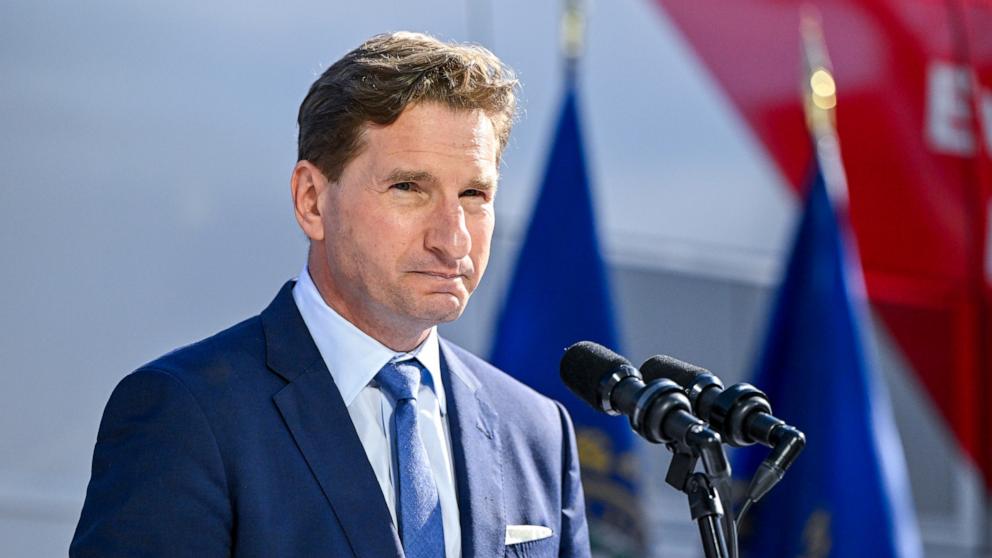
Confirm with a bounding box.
[305,261,431,352]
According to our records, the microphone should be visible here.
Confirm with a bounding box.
[559,342,727,474]
[639,355,805,503]
[561,341,738,558]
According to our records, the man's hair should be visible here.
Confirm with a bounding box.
[297,32,519,181]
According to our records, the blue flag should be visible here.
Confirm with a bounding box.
[735,157,923,557]
[490,84,643,556]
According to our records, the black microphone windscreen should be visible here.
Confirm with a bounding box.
[640,354,709,388]
[560,341,632,409]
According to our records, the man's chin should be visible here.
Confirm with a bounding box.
[415,293,468,324]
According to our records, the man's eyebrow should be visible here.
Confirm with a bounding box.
[384,169,437,184]
[468,176,498,191]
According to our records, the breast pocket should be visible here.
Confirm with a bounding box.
[505,536,557,558]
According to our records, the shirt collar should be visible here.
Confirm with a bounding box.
[291,265,446,414]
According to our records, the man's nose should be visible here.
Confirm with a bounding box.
[426,200,471,263]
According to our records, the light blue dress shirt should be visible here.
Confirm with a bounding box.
[292,266,461,558]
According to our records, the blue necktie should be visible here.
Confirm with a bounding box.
[376,359,446,557]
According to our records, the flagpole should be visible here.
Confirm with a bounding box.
[797,9,925,557]
[799,6,869,319]
[490,3,645,555]
[561,0,584,82]
[555,3,735,557]
[799,7,847,207]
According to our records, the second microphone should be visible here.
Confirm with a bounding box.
[559,341,722,449]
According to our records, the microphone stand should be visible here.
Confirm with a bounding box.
[665,425,736,558]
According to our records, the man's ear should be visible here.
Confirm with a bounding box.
[291,160,326,242]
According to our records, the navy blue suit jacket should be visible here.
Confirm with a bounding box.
[71,283,591,557]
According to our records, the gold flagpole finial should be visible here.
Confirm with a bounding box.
[800,4,849,204]
[800,5,837,133]
[561,0,586,66]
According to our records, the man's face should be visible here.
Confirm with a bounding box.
[308,102,499,345]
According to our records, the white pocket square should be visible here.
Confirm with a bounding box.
[505,524,553,545]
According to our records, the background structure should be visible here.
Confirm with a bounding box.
[1,0,987,556]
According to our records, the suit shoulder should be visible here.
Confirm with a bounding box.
[137,315,266,390]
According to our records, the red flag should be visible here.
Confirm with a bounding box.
[650,0,992,490]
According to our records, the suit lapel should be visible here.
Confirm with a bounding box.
[441,340,506,558]
[262,282,403,558]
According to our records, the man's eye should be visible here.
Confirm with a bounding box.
[461,189,487,199]
[391,182,416,192]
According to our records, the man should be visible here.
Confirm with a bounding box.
[71,32,591,557]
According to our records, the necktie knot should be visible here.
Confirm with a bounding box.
[376,359,423,404]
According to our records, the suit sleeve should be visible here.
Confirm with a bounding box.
[70,368,232,557]
[554,401,592,558]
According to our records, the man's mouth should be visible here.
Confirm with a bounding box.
[415,271,465,280]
